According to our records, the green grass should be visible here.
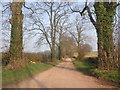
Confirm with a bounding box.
[91,69,120,83]
[74,60,120,83]
[74,60,93,75]
[2,60,61,86]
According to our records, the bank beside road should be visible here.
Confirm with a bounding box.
[73,58,120,87]
[3,60,61,86]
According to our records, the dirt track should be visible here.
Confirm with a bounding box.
[5,58,117,88]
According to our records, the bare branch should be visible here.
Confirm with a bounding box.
[68,1,88,16]
[23,2,34,14]
[87,6,96,26]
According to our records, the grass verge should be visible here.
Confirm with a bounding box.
[2,60,61,86]
[73,60,120,84]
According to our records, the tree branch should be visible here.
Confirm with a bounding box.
[69,1,88,16]
[23,2,34,14]
[87,6,96,26]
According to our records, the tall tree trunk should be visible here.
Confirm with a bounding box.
[118,5,120,70]
[58,25,63,60]
[77,31,81,60]
[9,2,24,60]
[77,44,81,60]
[94,2,116,70]
[51,44,56,61]
[49,3,56,61]
[51,28,56,61]
[58,45,62,60]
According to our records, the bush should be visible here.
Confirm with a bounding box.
[40,53,49,63]
[2,52,51,68]
[23,53,42,63]
[2,52,10,66]
[85,57,98,68]
[77,44,92,61]
[6,59,28,70]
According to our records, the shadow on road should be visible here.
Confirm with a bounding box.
[47,60,94,77]
[48,61,79,72]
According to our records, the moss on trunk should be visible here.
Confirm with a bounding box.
[9,2,24,60]
[94,2,118,70]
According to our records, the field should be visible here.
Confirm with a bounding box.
[84,51,98,58]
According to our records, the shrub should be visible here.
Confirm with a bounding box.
[6,58,28,70]
[2,52,10,66]
[2,52,51,68]
[23,53,42,63]
[77,44,92,61]
[85,57,98,68]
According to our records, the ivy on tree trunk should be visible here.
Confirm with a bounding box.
[9,2,24,60]
[94,2,117,70]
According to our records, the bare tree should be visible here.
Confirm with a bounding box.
[56,16,70,60]
[1,2,11,52]
[25,2,70,61]
[69,15,86,60]
[61,34,77,58]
